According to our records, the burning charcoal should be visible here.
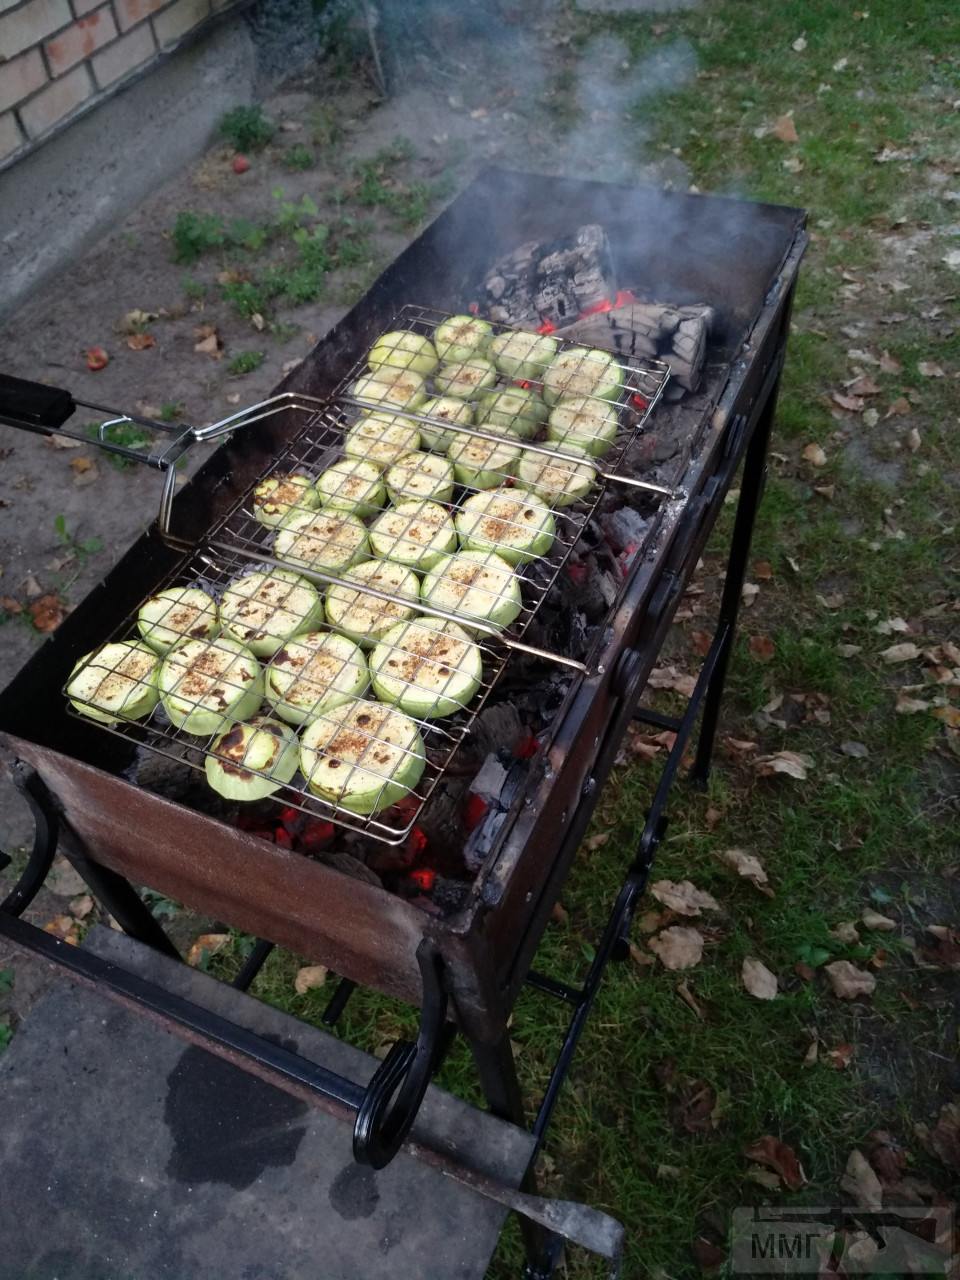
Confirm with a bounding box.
[472,703,524,759]
[470,754,509,802]
[601,506,651,553]
[431,877,469,915]
[480,225,616,329]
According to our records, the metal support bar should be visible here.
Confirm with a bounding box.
[0,764,59,918]
[232,938,275,991]
[630,708,682,732]
[321,976,357,1025]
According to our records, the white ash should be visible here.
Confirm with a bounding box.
[469,754,509,802]
[601,506,652,551]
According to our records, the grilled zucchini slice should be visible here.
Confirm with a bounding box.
[476,386,546,441]
[351,368,427,411]
[159,636,263,737]
[542,346,623,406]
[274,509,369,581]
[433,357,497,400]
[516,443,597,508]
[418,395,475,452]
[455,487,556,566]
[447,432,521,490]
[67,640,160,726]
[219,569,323,659]
[434,314,493,362]
[324,559,420,648]
[205,717,298,801]
[253,473,320,529]
[385,450,455,505]
[315,457,385,518]
[546,395,619,457]
[488,330,558,381]
[137,586,219,655]
[345,412,421,469]
[368,330,438,377]
[421,550,522,632]
[300,699,425,815]
[370,618,482,719]
[369,499,457,572]
[265,630,369,725]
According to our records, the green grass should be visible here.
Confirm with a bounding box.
[84,419,150,470]
[281,143,315,171]
[219,104,275,152]
[226,350,265,376]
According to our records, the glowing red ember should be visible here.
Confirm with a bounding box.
[463,793,489,831]
[514,733,539,760]
[405,826,428,859]
[410,867,436,892]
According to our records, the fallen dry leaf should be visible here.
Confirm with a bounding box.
[121,308,158,331]
[824,1042,855,1070]
[932,704,960,728]
[689,629,712,657]
[1,596,22,614]
[782,155,804,175]
[44,914,80,945]
[194,332,223,359]
[772,114,800,143]
[840,740,869,758]
[841,1149,883,1210]
[650,879,720,917]
[875,616,910,635]
[69,456,93,474]
[692,1238,726,1272]
[126,332,156,351]
[753,560,774,580]
[28,594,66,632]
[674,1078,721,1133]
[830,921,861,944]
[867,1131,907,1186]
[832,392,864,413]
[748,634,776,662]
[896,693,931,714]
[69,893,94,920]
[648,926,704,971]
[879,350,902,373]
[186,932,231,967]
[886,396,911,417]
[824,959,876,999]
[741,582,760,607]
[584,832,610,851]
[676,980,704,1019]
[802,442,828,466]
[906,427,922,452]
[628,941,655,967]
[742,957,778,1000]
[717,849,773,896]
[861,908,896,932]
[837,643,863,657]
[745,1164,783,1190]
[294,964,328,995]
[45,434,84,450]
[744,1136,806,1190]
[880,642,921,663]
[926,1102,960,1172]
[917,361,945,378]
[755,750,814,781]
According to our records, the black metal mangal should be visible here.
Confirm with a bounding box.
[0,168,806,1276]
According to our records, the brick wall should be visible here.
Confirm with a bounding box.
[0,0,243,165]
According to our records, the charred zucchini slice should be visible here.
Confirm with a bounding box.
[370,618,482,719]
[345,412,421,469]
[446,432,521,490]
[219,569,324,659]
[274,509,369,581]
[204,717,298,801]
[455,487,556,566]
[385,450,455,505]
[315,456,385,518]
[67,640,160,726]
[542,346,622,406]
[137,586,219,655]
[515,443,597,508]
[488,330,558,381]
[418,395,475,452]
[265,630,369,726]
[368,330,438,377]
[253,473,320,529]
[476,386,546,440]
[368,499,457,572]
[420,550,522,632]
[324,559,420,648]
[433,357,497,400]
[159,636,263,737]
[351,368,427,411]
[300,699,425,815]
[434,314,493,363]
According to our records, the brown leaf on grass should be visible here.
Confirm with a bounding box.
[772,114,799,143]
[744,1136,806,1190]
[917,361,945,378]
[824,1043,855,1070]
[650,880,720,917]
[43,914,80,945]
[69,456,93,474]
[676,980,704,1019]
[753,560,774,580]
[550,901,569,925]
[717,848,773,896]
[824,959,876,999]
[194,333,223,359]
[28,594,66,632]
[186,932,231,967]
[705,805,722,830]
[895,694,930,714]
[628,941,655,967]
[638,909,665,933]
[840,741,869,758]
[926,1102,960,1172]
[674,1079,720,1133]
[745,1164,783,1190]
[879,350,902,373]
[861,909,897,931]
[73,459,99,487]
[22,573,42,598]
[689,629,712,657]
[755,750,814,781]
[802,441,828,465]
[45,434,84,450]
[648,926,704,971]
[837,643,863,656]
[881,641,921,663]
[294,964,328,995]
[126,333,156,351]
[932,705,960,728]
[583,832,610,851]
[885,396,911,417]
[748,634,776,662]
[867,1131,907,1186]
[831,392,864,414]
[725,737,759,753]
[920,925,960,971]
[846,373,880,396]
[742,957,778,1000]
[841,1149,883,1210]
[1,596,22,614]
[692,1238,726,1272]
[741,582,760,607]
[68,894,94,920]
[830,921,861,944]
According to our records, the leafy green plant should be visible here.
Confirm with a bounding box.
[273,188,319,232]
[282,144,315,171]
[0,969,13,994]
[227,350,265,376]
[222,279,271,319]
[84,420,150,471]
[171,211,225,264]
[309,103,344,150]
[219,104,275,152]
[0,1019,11,1054]
[159,402,184,423]
[182,276,207,302]
[54,514,102,563]
[142,889,179,920]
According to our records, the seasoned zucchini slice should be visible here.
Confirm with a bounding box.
[434,357,497,400]
[476,386,546,441]
[369,499,457,572]
[455,487,556,566]
[265,630,369,725]
[300,699,425,815]
[219,569,323,659]
[137,586,219,655]
[370,618,482,719]
[421,550,522,632]
[205,717,298,801]
[351,368,427,411]
[253,473,319,529]
[546,395,619,457]
[488,330,558,381]
[434,314,493,363]
[542,346,623,406]
[67,640,160,726]
[418,395,475,452]
[446,432,521,490]
[315,456,385,518]
[368,330,438,377]
[159,636,263,737]
[515,443,597,508]
[345,412,421,469]
[324,559,420,648]
[274,509,369,581]
[385,450,455,505]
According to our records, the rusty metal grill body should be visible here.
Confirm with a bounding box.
[1,169,806,1273]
